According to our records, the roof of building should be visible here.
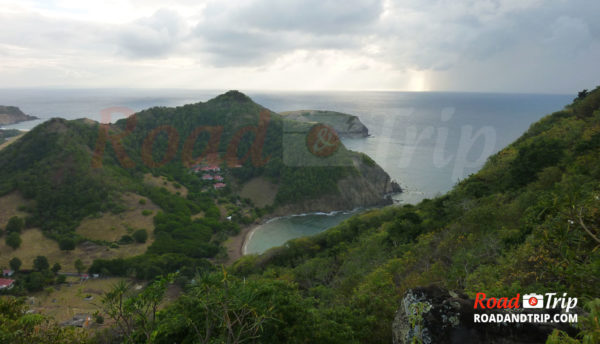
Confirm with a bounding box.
[0,278,15,287]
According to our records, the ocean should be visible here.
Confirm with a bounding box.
[0,88,573,254]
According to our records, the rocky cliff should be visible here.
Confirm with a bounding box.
[0,106,37,126]
[273,154,401,215]
[280,110,369,137]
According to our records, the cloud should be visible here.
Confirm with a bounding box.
[232,0,383,34]
[116,9,187,58]
[190,0,379,66]
[0,0,599,92]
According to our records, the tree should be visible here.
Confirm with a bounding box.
[574,89,589,102]
[154,271,277,344]
[51,263,62,274]
[133,229,148,243]
[5,216,24,234]
[59,237,76,251]
[9,257,21,272]
[101,274,174,343]
[25,271,45,292]
[5,232,21,249]
[74,259,85,275]
[33,255,49,272]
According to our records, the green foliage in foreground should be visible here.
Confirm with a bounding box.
[0,296,90,343]
[546,299,600,344]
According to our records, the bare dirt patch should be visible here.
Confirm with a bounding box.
[239,177,278,208]
[143,173,188,197]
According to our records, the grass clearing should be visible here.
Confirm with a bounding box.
[0,191,30,229]
[76,192,158,242]
[0,228,152,271]
[143,173,188,197]
[31,277,183,324]
[31,277,125,323]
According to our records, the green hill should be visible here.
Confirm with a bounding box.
[0,91,396,278]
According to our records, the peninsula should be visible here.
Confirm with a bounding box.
[0,105,38,126]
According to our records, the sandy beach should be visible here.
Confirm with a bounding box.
[223,223,260,265]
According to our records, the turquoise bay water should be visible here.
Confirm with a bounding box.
[0,89,573,254]
[244,211,356,255]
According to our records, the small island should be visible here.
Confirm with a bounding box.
[280,110,369,137]
[0,105,38,126]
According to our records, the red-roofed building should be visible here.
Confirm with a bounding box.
[214,175,224,181]
[202,174,213,180]
[202,165,220,172]
[214,183,226,189]
[0,278,15,289]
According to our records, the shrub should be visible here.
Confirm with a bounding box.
[94,313,104,324]
[5,232,21,249]
[142,210,153,216]
[5,216,24,233]
[33,256,49,271]
[59,237,76,251]
[133,229,148,243]
[9,257,21,271]
[119,235,134,244]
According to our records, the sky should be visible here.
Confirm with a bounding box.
[0,0,599,93]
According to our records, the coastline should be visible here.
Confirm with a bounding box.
[223,222,261,265]
[223,207,370,265]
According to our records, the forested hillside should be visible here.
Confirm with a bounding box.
[149,87,600,343]
[0,91,394,280]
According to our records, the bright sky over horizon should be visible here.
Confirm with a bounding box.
[0,0,599,94]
